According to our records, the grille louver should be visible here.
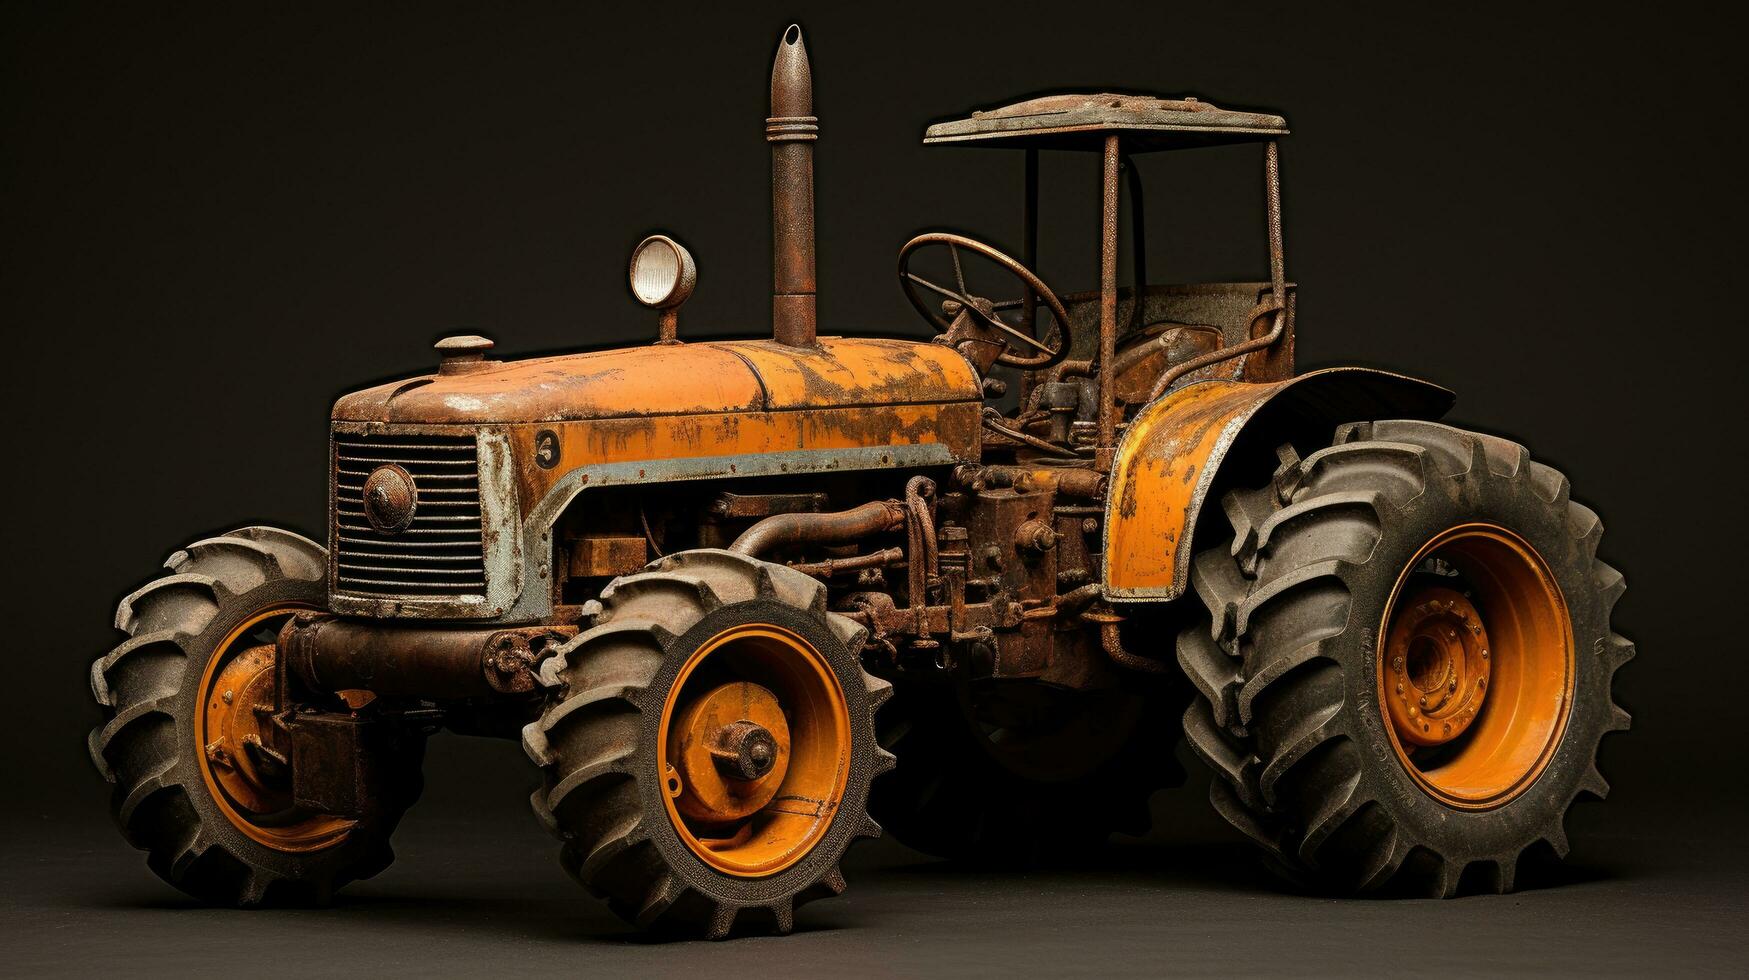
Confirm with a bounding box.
[332,432,487,596]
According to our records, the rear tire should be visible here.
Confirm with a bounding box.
[523,549,892,938]
[1178,420,1632,896]
[87,527,424,906]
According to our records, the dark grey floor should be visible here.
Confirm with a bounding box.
[9,738,1745,977]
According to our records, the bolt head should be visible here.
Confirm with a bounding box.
[748,739,773,768]
[712,720,780,781]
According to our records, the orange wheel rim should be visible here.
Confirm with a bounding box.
[657,624,850,877]
[1377,524,1574,810]
[194,604,355,853]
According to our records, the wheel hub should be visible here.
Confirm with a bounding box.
[1377,524,1575,810]
[1382,586,1491,747]
[194,606,353,853]
[671,681,792,823]
[712,719,781,781]
[203,644,292,814]
[658,623,851,877]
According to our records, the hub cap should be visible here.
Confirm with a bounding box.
[1383,586,1491,747]
[194,606,354,852]
[1378,524,1574,810]
[658,624,850,876]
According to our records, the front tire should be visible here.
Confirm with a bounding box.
[87,526,424,906]
[523,550,892,938]
[1178,420,1633,896]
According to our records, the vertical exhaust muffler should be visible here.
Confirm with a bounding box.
[768,24,817,347]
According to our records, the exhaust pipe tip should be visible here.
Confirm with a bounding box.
[769,25,812,119]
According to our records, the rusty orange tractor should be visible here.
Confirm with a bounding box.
[88,24,1631,938]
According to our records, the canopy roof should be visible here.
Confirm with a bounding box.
[923,92,1287,152]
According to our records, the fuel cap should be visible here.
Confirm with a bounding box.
[435,334,495,375]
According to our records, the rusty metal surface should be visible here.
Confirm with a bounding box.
[709,490,828,520]
[729,499,906,557]
[285,710,423,819]
[731,338,979,411]
[789,546,903,579]
[511,402,980,509]
[924,92,1287,152]
[769,24,818,347]
[288,711,380,816]
[568,535,647,578]
[1102,367,1455,601]
[326,425,524,621]
[1096,134,1120,470]
[281,612,574,699]
[434,334,497,375]
[1094,615,1171,674]
[904,476,939,636]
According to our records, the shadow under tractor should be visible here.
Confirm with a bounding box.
[88,24,1632,938]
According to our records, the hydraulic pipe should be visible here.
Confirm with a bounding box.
[729,499,906,557]
[789,547,905,579]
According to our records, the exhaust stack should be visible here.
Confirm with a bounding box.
[768,24,817,347]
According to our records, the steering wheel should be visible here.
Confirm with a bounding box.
[897,232,1073,370]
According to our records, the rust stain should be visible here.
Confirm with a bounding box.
[1104,379,1277,593]
[334,337,976,425]
[513,402,981,502]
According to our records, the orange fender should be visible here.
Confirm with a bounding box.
[1101,367,1454,601]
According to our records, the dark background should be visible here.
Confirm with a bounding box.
[4,2,1744,974]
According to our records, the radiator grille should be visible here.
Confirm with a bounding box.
[332,432,487,596]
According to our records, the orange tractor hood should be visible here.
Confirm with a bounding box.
[332,337,981,424]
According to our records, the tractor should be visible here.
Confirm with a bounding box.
[88,24,1632,938]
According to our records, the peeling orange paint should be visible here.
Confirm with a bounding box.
[333,337,979,424]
